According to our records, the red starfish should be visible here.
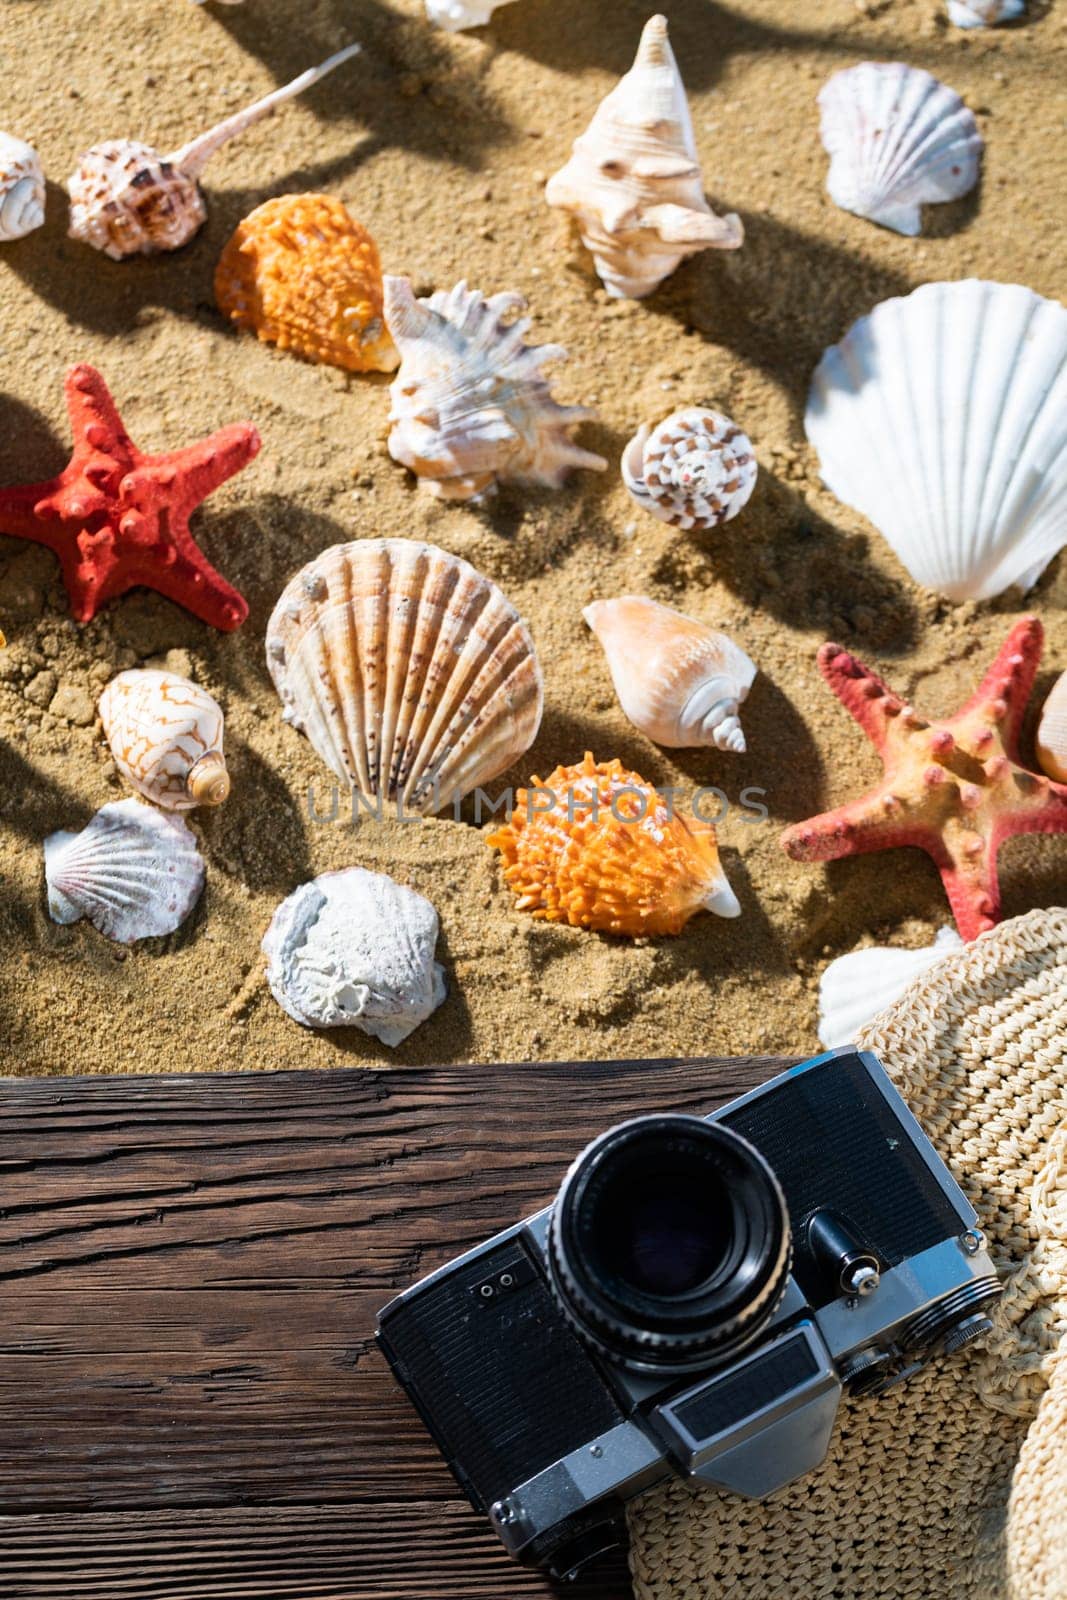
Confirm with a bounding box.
[0,364,259,630]
[781,617,1067,941]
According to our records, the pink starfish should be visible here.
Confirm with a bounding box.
[781,617,1067,940]
[0,364,259,630]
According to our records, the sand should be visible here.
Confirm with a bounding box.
[0,0,1064,1076]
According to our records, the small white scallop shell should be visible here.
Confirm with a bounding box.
[45,799,205,944]
[545,14,742,300]
[805,280,1067,602]
[622,407,757,530]
[425,0,517,27]
[383,276,606,500]
[818,928,964,1049]
[266,540,543,815]
[262,868,447,1045]
[584,596,756,752]
[68,44,361,259]
[1036,672,1067,784]
[99,669,230,812]
[947,0,1024,25]
[818,63,982,237]
[0,133,46,241]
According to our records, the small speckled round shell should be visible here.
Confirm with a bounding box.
[0,132,46,241]
[215,194,398,373]
[99,669,230,811]
[622,408,757,530]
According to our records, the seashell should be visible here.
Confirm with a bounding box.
[99,669,230,811]
[383,277,605,500]
[45,798,205,944]
[818,63,982,237]
[214,194,398,374]
[622,407,757,530]
[947,0,1024,25]
[817,928,964,1049]
[266,539,543,815]
[262,867,446,1044]
[545,15,742,300]
[584,597,756,753]
[0,133,46,241]
[488,751,740,936]
[425,0,518,27]
[805,280,1067,602]
[67,43,361,259]
[1036,672,1067,784]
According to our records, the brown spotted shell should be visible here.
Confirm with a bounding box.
[67,141,206,260]
[215,194,399,374]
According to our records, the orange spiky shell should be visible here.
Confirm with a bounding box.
[488,752,740,937]
[214,194,399,374]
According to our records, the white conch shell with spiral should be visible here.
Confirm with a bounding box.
[383,276,606,500]
[99,669,230,811]
[263,868,446,1044]
[425,0,518,28]
[68,43,361,259]
[266,540,544,815]
[818,62,982,237]
[45,799,206,944]
[805,280,1067,602]
[545,14,742,299]
[622,407,757,530]
[584,595,757,753]
[0,133,46,241]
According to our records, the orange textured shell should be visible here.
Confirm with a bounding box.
[488,752,734,937]
[214,194,399,374]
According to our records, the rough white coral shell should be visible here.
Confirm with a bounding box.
[0,132,46,241]
[947,0,1024,26]
[425,0,517,28]
[44,799,205,944]
[817,928,964,1049]
[805,280,1067,602]
[262,868,446,1045]
[818,62,982,237]
[622,408,757,530]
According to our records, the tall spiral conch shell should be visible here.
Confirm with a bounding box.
[818,63,982,237]
[425,0,518,27]
[263,868,446,1044]
[0,133,46,241]
[383,277,606,500]
[266,540,543,815]
[488,752,741,936]
[584,597,756,753]
[947,0,1024,24]
[1037,672,1067,784]
[45,798,205,944]
[622,407,757,530]
[545,15,742,299]
[67,43,362,259]
[215,194,398,373]
[99,669,230,811]
[817,928,963,1049]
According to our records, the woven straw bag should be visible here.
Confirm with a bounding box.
[629,907,1067,1600]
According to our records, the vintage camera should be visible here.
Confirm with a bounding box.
[377,1049,1001,1581]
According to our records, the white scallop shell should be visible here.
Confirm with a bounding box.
[545,14,742,299]
[425,0,517,27]
[622,408,757,530]
[99,669,230,811]
[266,540,544,815]
[584,596,756,752]
[818,928,964,1049]
[1036,671,1067,785]
[947,0,1024,25]
[0,133,46,241]
[383,277,605,500]
[45,798,205,944]
[262,868,446,1044]
[818,63,982,237]
[68,44,361,259]
[805,280,1067,602]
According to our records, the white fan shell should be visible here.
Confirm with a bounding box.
[44,799,205,944]
[818,928,964,1049]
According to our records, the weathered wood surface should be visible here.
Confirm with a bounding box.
[0,1056,789,1598]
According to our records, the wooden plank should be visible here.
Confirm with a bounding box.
[0,1057,790,1597]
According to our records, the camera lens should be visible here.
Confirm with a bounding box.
[548,1115,791,1372]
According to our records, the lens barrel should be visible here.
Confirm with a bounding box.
[548,1114,791,1373]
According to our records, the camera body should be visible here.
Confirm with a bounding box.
[377,1049,1001,1581]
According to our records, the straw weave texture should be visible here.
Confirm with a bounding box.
[629,907,1067,1600]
